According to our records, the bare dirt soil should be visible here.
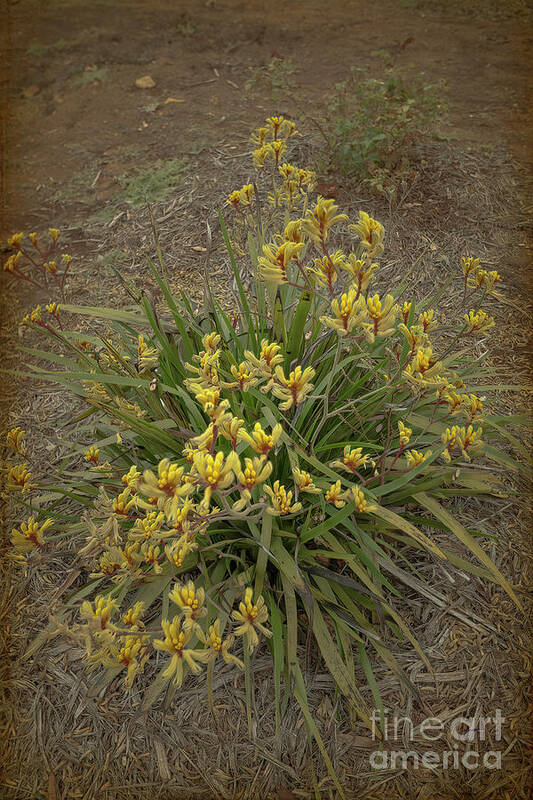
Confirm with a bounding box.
[1,1,532,799]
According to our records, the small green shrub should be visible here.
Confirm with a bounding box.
[119,158,188,207]
[71,67,109,87]
[316,66,446,192]
[5,117,523,797]
[245,57,298,99]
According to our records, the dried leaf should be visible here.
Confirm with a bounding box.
[135,75,156,89]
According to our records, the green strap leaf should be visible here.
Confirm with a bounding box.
[415,492,522,609]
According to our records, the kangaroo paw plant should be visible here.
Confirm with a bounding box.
[6,116,523,795]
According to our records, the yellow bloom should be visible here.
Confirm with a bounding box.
[403,345,445,387]
[233,456,272,511]
[49,228,60,242]
[115,636,150,688]
[122,602,145,629]
[137,335,158,370]
[171,497,195,533]
[308,250,345,290]
[112,488,136,516]
[456,425,483,461]
[464,310,495,334]
[45,261,57,275]
[227,183,254,208]
[264,480,302,516]
[130,511,165,541]
[352,485,375,513]
[398,421,412,446]
[271,365,315,410]
[84,445,99,464]
[197,619,244,668]
[365,293,398,340]
[6,463,33,493]
[202,332,221,353]
[11,516,52,553]
[237,456,273,490]
[122,465,141,489]
[195,391,231,426]
[270,139,287,164]
[4,252,21,273]
[401,302,412,323]
[80,594,118,630]
[139,542,162,573]
[486,270,501,290]
[232,587,272,652]
[442,425,482,462]
[258,240,305,285]
[398,323,428,352]
[219,416,246,448]
[8,232,24,249]
[193,385,220,411]
[444,390,463,414]
[182,442,197,463]
[227,189,242,208]
[225,362,258,391]
[301,197,348,247]
[22,305,43,326]
[83,381,109,404]
[5,427,26,455]
[349,211,385,257]
[265,115,296,140]
[193,450,239,489]
[293,468,321,494]
[185,348,220,390]
[140,459,193,516]
[342,254,378,295]
[239,183,255,204]
[239,422,282,455]
[193,450,239,508]
[165,534,197,568]
[29,232,38,246]
[464,394,484,420]
[441,426,458,461]
[169,580,207,625]
[282,218,304,243]
[278,164,316,204]
[253,144,272,168]
[325,480,346,508]
[190,424,216,453]
[467,269,501,292]
[331,445,369,473]
[91,547,123,577]
[244,339,284,379]
[153,617,204,687]
[405,449,432,468]
[461,256,481,280]
[418,310,437,332]
[321,289,367,336]
[46,302,60,317]
[250,125,269,147]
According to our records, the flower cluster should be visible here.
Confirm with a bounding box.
[79,584,265,689]
[11,116,508,716]
[5,229,72,302]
